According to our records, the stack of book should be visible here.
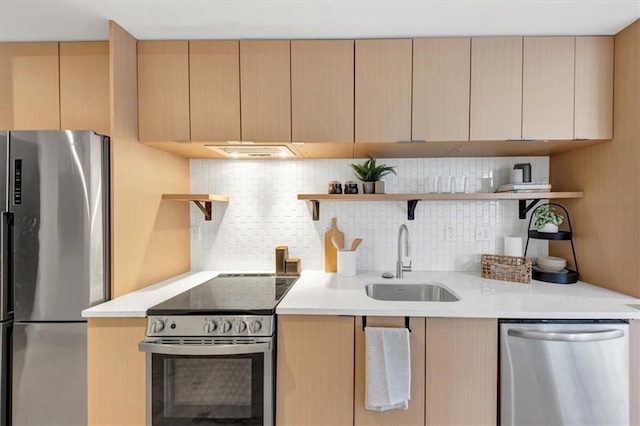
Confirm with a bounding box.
[495,182,551,193]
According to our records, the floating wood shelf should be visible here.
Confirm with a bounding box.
[162,194,229,221]
[297,192,584,221]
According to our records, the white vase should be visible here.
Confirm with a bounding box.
[538,223,559,233]
[374,180,386,194]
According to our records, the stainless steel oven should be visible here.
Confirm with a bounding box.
[140,336,273,426]
[140,274,298,426]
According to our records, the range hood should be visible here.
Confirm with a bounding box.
[205,144,296,158]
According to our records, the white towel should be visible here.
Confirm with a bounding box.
[364,326,411,411]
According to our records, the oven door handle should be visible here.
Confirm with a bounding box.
[138,340,271,356]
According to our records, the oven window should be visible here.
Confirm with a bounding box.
[151,353,266,425]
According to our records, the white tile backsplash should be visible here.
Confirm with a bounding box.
[190,157,549,272]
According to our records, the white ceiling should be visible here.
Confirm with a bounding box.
[0,0,638,42]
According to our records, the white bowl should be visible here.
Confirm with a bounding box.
[536,256,567,272]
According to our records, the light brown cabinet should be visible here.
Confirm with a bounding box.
[355,39,412,142]
[276,315,498,426]
[138,41,190,142]
[59,41,110,136]
[291,40,354,143]
[189,40,241,142]
[0,42,60,130]
[354,317,426,426]
[523,37,575,140]
[574,36,614,140]
[88,318,147,425]
[240,40,291,142]
[276,315,354,425]
[413,38,471,142]
[470,37,523,141]
[425,318,498,426]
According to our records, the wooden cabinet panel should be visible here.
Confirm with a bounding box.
[355,39,412,142]
[523,37,575,140]
[88,318,147,426]
[138,41,190,142]
[240,40,291,142]
[354,317,425,426]
[470,37,522,140]
[291,40,354,143]
[276,315,354,425]
[575,36,614,140]
[189,41,241,142]
[0,42,60,130]
[59,42,110,136]
[413,38,470,142]
[426,318,498,426]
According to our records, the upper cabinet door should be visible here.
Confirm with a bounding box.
[189,41,241,142]
[0,42,60,130]
[522,37,575,140]
[574,36,614,140]
[413,38,470,142]
[291,40,354,143]
[59,42,110,136]
[240,40,291,142]
[138,41,190,142]
[355,39,412,143]
[470,37,523,141]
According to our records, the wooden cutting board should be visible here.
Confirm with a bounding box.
[324,217,345,272]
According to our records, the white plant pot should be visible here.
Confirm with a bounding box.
[538,223,559,233]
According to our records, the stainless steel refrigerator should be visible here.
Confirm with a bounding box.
[0,130,110,425]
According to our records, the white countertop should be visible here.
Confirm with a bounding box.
[276,270,640,319]
[83,269,640,319]
[82,271,220,317]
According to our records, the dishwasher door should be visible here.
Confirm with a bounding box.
[500,320,629,426]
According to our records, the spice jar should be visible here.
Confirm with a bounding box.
[328,181,342,194]
[344,181,359,194]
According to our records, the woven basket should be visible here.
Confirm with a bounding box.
[481,254,532,284]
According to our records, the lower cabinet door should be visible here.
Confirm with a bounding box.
[276,315,354,426]
[425,318,498,426]
[354,316,426,426]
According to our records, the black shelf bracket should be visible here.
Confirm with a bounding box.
[407,200,419,220]
[192,201,212,221]
[519,199,540,220]
[310,200,320,221]
[363,316,412,333]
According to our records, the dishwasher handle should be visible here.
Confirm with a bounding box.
[508,328,624,342]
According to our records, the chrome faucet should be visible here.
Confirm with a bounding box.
[396,224,412,278]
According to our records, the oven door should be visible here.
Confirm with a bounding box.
[139,337,273,426]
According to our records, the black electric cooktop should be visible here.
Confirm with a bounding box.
[147,273,299,316]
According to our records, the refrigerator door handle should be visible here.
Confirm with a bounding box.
[508,328,624,342]
[1,211,12,318]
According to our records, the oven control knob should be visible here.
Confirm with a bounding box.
[150,319,165,333]
[220,320,232,334]
[234,321,247,333]
[203,320,217,334]
[249,321,262,334]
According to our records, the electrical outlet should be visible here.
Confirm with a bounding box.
[445,225,455,242]
[475,226,490,242]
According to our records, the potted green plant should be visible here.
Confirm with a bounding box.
[533,205,565,233]
[349,156,397,194]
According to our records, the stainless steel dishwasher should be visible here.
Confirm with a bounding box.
[500,320,629,426]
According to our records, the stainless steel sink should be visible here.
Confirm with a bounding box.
[365,282,460,302]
